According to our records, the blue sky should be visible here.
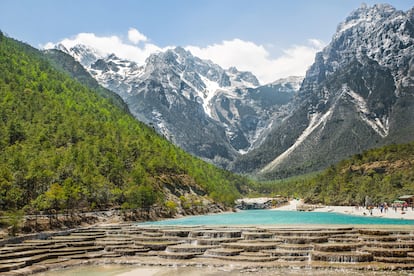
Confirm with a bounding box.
[1,0,413,83]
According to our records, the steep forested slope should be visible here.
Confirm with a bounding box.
[0,33,245,215]
[44,48,129,113]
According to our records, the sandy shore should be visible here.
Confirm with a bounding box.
[274,199,414,220]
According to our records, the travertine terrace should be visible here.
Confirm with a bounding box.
[1,224,414,275]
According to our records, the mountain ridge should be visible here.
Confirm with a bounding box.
[233,3,414,178]
[53,43,301,166]
[46,3,414,179]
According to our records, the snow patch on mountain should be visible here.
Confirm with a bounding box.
[243,117,275,154]
[345,86,389,137]
[56,43,104,67]
[199,75,223,117]
[260,107,334,174]
[270,76,304,92]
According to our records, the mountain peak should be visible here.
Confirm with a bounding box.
[172,46,191,57]
[269,76,303,91]
[234,3,414,178]
[336,3,397,35]
[55,43,104,67]
[226,67,260,87]
[351,3,396,18]
[227,66,238,74]
[315,2,414,84]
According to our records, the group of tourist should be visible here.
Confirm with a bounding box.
[359,200,411,216]
[390,201,410,212]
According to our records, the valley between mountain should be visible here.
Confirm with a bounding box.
[0,3,413,237]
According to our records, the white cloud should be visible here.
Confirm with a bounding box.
[128,28,147,44]
[42,42,56,49]
[308,38,325,49]
[43,30,162,65]
[186,38,325,84]
[43,28,325,84]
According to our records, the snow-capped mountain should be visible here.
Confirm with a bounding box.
[232,4,414,178]
[56,44,103,67]
[209,76,301,154]
[55,44,300,166]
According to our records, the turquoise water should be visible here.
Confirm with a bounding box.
[140,210,414,226]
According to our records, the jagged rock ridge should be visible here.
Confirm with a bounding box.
[232,4,414,178]
[54,44,301,166]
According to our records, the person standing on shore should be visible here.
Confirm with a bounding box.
[403,202,408,211]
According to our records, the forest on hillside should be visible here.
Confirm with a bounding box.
[2,30,413,228]
[252,142,414,206]
[0,33,248,218]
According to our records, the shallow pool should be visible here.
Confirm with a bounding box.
[36,265,413,276]
[140,210,414,226]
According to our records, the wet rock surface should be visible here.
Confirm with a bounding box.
[1,225,414,275]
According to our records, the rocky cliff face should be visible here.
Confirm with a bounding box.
[54,44,300,166]
[232,4,414,178]
[50,4,413,178]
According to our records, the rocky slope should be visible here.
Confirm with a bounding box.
[233,4,414,178]
[53,44,301,166]
[47,4,414,179]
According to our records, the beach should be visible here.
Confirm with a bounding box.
[275,199,414,220]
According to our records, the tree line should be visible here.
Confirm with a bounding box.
[251,142,414,206]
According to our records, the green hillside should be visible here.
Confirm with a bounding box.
[0,33,246,215]
[252,142,414,205]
